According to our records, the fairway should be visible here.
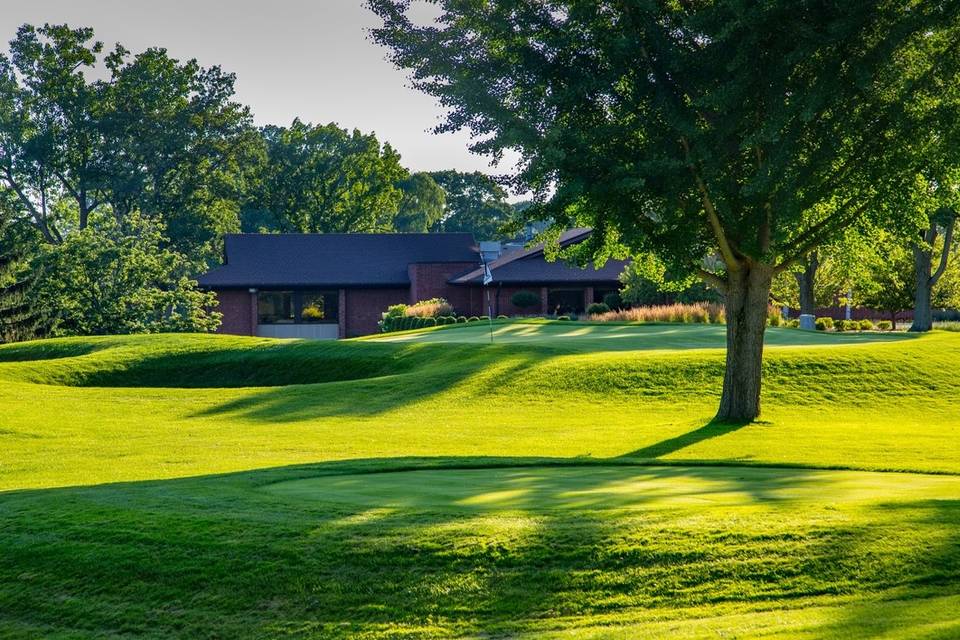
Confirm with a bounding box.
[2,323,959,638]
[265,464,960,510]
[369,319,914,350]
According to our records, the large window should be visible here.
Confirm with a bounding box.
[258,290,339,325]
[547,288,585,315]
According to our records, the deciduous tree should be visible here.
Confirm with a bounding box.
[370,0,960,419]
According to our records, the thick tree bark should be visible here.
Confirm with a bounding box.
[717,261,774,422]
[794,252,818,317]
[910,218,954,332]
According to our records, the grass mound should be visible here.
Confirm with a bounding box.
[2,325,960,638]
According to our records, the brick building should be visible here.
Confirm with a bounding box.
[198,229,627,339]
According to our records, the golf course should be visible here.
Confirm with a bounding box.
[2,321,959,638]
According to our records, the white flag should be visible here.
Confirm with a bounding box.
[483,262,493,285]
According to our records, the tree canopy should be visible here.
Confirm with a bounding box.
[369,0,960,419]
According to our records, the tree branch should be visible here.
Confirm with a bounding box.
[930,216,956,287]
[680,137,740,270]
[697,268,728,294]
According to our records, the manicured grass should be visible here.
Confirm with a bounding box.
[369,319,913,350]
[1,323,959,638]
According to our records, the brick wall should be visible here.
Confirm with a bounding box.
[213,289,255,335]
[344,287,410,337]
[408,262,478,315]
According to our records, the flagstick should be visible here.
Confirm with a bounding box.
[486,287,494,344]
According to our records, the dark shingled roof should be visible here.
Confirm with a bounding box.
[450,228,628,285]
[198,233,479,288]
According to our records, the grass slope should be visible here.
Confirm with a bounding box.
[1,323,959,638]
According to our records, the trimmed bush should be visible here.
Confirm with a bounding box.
[587,302,610,316]
[787,319,800,328]
[467,316,480,322]
[456,316,467,323]
[405,297,455,318]
[602,291,622,310]
[423,317,437,327]
[557,315,571,321]
[815,317,834,331]
[479,315,490,321]
[510,290,540,310]
[859,319,875,331]
[878,320,893,331]
[496,315,508,320]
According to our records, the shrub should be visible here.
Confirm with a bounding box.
[602,291,623,310]
[839,319,860,332]
[768,306,782,327]
[589,302,724,324]
[586,302,610,316]
[405,297,454,318]
[457,315,468,323]
[510,290,540,309]
[787,319,800,328]
[479,315,490,321]
[496,314,508,319]
[557,315,571,321]
[859,319,875,331]
[385,303,408,319]
[877,320,893,331]
[423,317,437,327]
[815,317,834,331]
[467,316,480,322]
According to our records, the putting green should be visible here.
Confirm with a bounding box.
[263,464,960,512]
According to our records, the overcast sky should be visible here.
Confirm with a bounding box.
[0,0,514,180]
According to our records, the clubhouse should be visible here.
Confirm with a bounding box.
[197,229,627,339]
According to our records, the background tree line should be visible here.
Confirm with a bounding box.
[0,23,518,341]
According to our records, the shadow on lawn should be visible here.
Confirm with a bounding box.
[2,457,958,638]
[623,418,753,459]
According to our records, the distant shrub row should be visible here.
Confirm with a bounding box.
[589,302,725,324]
[380,308,493,332]
[779,317,893,331]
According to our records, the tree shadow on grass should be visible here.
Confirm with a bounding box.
[3,457,957,638]
[621,418,754,459]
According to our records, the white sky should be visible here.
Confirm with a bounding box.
[0,0,518,183]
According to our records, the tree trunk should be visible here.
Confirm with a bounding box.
[795,252,818,317]
[910,229,936,332]
[890,311,897,331]
[717,261,774,422]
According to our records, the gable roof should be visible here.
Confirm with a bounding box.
[198,233,478,288]
[449,228,628,285]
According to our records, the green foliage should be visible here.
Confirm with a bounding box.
[29,215,219,335]
[768,307,783,327]
[244,119,406,234]
[816,317,835,332]
[557,315,571,321]
[395,172,446,232]
[619,258,721,307]
[510,290,540,309]
[602,291,622,310]
[496,314,508,320]
[877,320,894,331]
[467,316,480,322]
[787,319,801,328]
[0,23,254,259]
[860,320,876,331]
[427,170,514,239]
[456,316,467,324]
[586,302,609,316]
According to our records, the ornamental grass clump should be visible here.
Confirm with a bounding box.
[589,302,724,324]
[405,298,455,318]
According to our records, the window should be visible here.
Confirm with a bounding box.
[257,290,339,325]
[299,291,338,324]
[258,291,294,324]
[547,288,585,315]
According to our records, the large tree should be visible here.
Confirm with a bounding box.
[0,23,254,259]
[243,120,407,233]
[428,170,514,239]
[370,0,960,420]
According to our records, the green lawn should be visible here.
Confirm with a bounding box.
[1,323,959,638]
